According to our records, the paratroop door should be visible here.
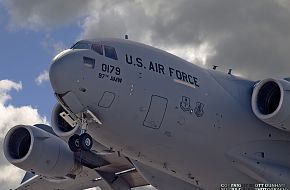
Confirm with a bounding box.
[143,95,168,129]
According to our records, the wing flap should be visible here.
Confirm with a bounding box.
[120,170,149,187]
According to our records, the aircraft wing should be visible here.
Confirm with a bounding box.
[15,169,104,190]
[14,153,149,190]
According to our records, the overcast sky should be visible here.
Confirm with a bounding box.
[1,0,290,189]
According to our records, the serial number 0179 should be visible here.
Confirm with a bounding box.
[101,63,120,75]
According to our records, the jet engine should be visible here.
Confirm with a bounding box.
[51,103,78,137]
[251,78,290,132]
[3,125,80,177]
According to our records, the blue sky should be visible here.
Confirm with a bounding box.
[0,4,89,188]
[1,0,290,189]
[0,28,54,117]
[0,10,83,118]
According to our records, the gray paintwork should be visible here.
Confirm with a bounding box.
[4,38,290,190]
[48,38,290,188]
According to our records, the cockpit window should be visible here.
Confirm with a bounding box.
[92,44,103,55]
[71,42,91,49]
[71,41,118,61]
[104,45,118,60]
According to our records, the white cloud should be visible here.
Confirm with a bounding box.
[0,79,47,189]
[0,80,22,104]
[0,165,24,183]
[161,42,217,66]
[3,0,290,80]
[77,0,290,80]
[2,0,101,30]
[78,1,152,42]
[41,34,67,56]
[35,70,49,85]
[78,9,127,40]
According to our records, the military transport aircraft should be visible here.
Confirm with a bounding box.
[3,38,290,190]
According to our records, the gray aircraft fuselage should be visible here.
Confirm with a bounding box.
[49,38,290,189]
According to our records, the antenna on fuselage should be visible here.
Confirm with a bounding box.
[228,69,232,75]
[212,65,218,70]
[125,34,129,39]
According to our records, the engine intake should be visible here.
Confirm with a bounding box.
[3,125,79,176]
[8,127,31,160]
[252,78,290,132]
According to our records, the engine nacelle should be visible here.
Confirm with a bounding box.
[51,103,78,137]
[3,125,79,177]
[251,78,290,132]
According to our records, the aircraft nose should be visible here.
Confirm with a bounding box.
[49,48,97,95]
[49,49,79,94]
